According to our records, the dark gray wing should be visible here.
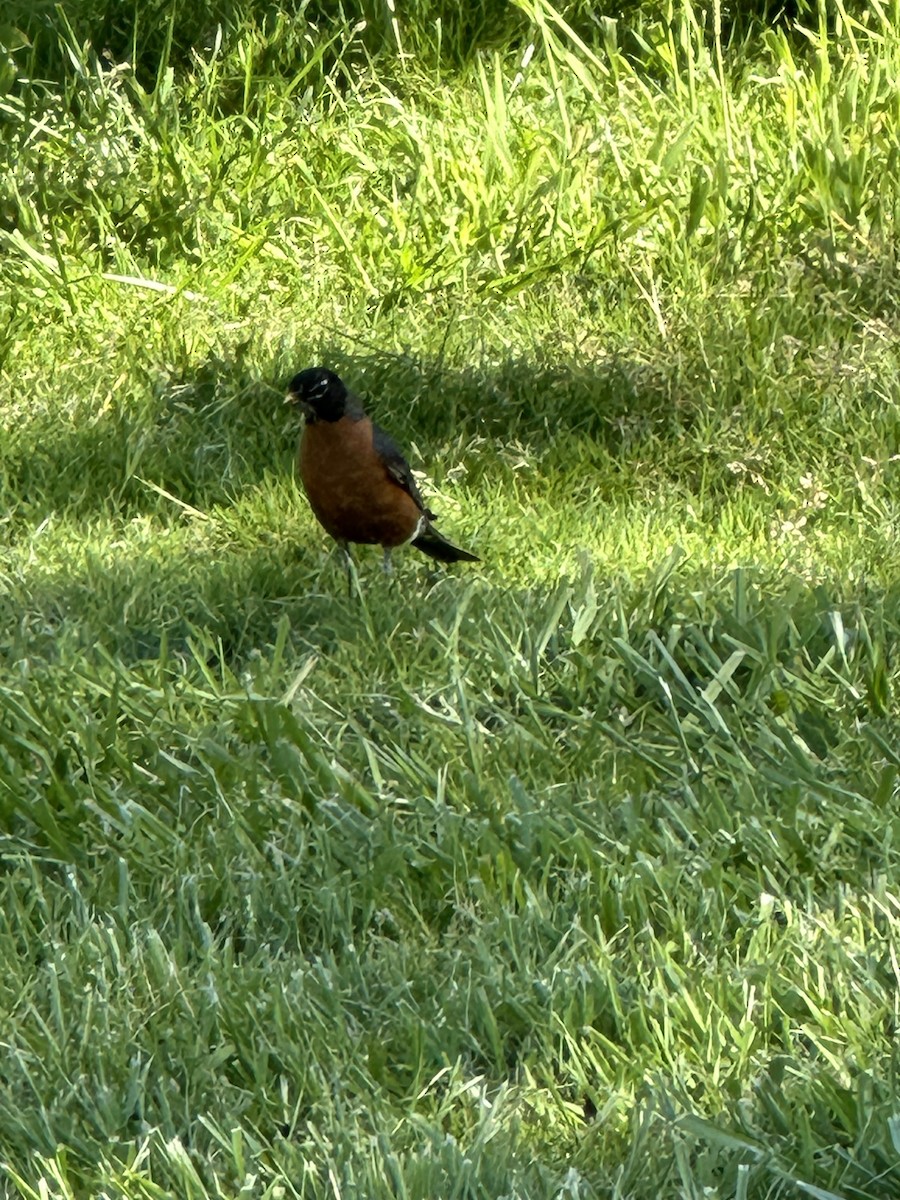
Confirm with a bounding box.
[372,423,436,520]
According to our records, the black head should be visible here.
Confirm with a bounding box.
[285,367,349,423]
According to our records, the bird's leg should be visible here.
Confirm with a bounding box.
[337,540,355,597]
[381,548,394,577]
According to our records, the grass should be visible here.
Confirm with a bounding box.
[3,0,900,1196]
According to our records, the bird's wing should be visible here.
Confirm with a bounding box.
[372,424,436,519]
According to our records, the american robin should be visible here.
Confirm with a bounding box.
[285,367,479,575]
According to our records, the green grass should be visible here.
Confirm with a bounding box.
[3,0,900,1196]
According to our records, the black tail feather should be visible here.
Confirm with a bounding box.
[412,526,480,564]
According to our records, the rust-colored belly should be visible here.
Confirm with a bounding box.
[298,415,422,547]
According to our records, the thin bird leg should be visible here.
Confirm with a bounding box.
[337,540,355,597]
[381,548,394,577]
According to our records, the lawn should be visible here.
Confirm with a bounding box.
[2,1,900,1196]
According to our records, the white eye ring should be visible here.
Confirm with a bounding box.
[308,377,329,399]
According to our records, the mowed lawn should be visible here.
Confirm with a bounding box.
[2,1,900,1197]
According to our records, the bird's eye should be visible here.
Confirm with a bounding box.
[307,378,329,400]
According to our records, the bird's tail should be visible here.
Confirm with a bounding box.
[412,525,480,564]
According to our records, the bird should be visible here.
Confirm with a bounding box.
[285,367,479,579]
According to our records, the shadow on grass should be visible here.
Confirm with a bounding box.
[1,345,693,536]
[0,362,291,530]
[0,522,488,670]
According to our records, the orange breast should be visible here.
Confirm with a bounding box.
[298,415,423,547]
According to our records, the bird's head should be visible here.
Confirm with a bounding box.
[285,367,348,423]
